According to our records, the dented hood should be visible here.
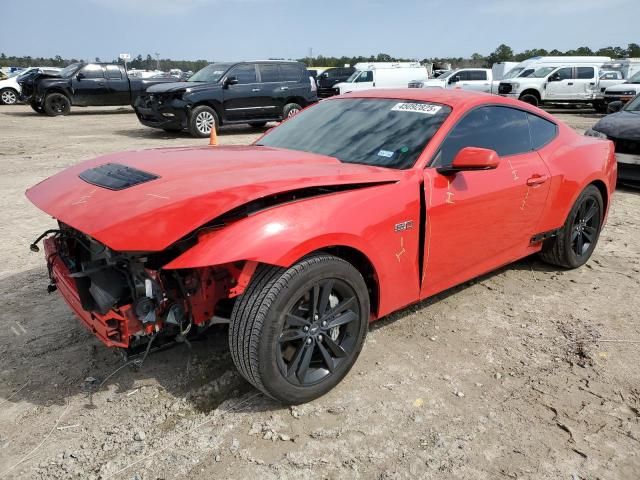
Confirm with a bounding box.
[26,145,401,251]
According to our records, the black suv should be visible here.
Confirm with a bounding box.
[315,67,355,97]
[134,61,317,137]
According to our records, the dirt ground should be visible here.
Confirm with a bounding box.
[0,104,638,480]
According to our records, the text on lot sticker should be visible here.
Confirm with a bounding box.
[391,103,442,114]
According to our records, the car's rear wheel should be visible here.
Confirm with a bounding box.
[283,103,302,119]
[188,105,219,138]
[44,93,71,116]
[519,93,539,107]
[229,254,369,404]
[0,88,18,105]
[539,185,604,268]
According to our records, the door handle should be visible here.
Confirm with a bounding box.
[567,82,574,85]
[98,82,105,86]
[280,86,289,91]
[252,88,260,92]
[527,174,548,186]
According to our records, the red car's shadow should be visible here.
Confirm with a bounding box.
[0,256,567,415]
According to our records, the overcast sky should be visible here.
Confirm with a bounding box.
[2,0,638,61]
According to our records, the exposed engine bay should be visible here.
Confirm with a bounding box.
[35,223,253,357]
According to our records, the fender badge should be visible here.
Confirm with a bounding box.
[394,221,414,233]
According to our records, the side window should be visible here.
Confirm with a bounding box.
[258,64,280,83]
[229,64,257,84]
[577,67,595,79]
[527,113,558,150]
[280,64,302,82]
[456,71,470,81]
[81,64,104,79]
[356,71,373,82]
[436,106,531,166]
[555,67,573,80]
[469,70,487,81]
[325,69,339,78]
[105,65,122,80]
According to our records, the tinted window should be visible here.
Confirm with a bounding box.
[527,113,557,149]
[229,64,257,84]
[105,65,122,79]
[436,106,531,166]
[259,64,280,82]
[81,64,104,79]
[555,67,573,80]
[280,64,302,81]
[469,70,487,81]
[577,67,595,79]
[258,98,452,170]
[456,71,470,81]
[325,69,340,78]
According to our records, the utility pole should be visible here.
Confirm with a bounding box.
[154,52,160,71]
[308,47,313,67]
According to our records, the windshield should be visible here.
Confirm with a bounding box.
[528,67,557,78]
[628,71,640,84]
[502,68,523,80]
[14,68,36,79]
[188,63,233,83]
[59,63,83,78]
[624,94,640,112]
[256,98,452,169]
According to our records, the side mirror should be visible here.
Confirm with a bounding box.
[437,147,500,175]
[224,76,238,88]
[449,76,459,84]
[548,73,560,82]
[607,100,623,113]
[76,72,85,80]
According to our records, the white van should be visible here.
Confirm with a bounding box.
[333,62,428,95]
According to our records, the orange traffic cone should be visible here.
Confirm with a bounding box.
[209,123,217,146]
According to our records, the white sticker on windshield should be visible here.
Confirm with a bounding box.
[377,149,394,158]
[391,103,442,115]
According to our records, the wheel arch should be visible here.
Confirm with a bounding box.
[284,96,308,107]
[519,89,541,101]
[191,99,223,123]
[589,179,609,217]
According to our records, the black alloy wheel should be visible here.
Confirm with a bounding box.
[571,195,600,258]
[277,279,361,387]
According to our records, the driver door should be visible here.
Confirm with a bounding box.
[545,67,573,100]
[421,106,551,298]
[71,64,109,106]
[221,64,262,120]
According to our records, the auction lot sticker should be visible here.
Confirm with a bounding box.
[391,103,442,114]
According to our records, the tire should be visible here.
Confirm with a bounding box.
[592,102,607,114]
[519,93,539,107]
[188,105,219,138]
[0,88,18,105]
[539,185,604,269]
[283,103,302,119]
[30,103,45,114]
[229,254,369,404]
[249,122,267,128]
[44,93,71,116]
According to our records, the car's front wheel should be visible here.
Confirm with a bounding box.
[229,254,369,404]
[0,88,18,105]
[188,105,219,138]
[539,184,604,268]
[44,93,71,116]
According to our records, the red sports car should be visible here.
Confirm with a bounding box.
[27,89,616,404]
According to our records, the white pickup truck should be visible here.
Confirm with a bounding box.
[409,68,493,93]
[497,64,622,112]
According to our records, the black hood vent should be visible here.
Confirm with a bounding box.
[79,163,159,190]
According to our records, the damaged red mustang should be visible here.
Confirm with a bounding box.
[26,89,616,403]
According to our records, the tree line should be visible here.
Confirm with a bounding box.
[2,43,640,72]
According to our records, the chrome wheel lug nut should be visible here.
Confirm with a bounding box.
[306,338,312,345]
[321,320,327,327]
[303,326,309,332]
[314,314,319,320]
[318,335,323,342]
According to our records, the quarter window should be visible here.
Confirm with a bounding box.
[436,106,531,166]
[258,64,280,83]
[527,113,557,149]
[229,64,257,84]
[280,64,302,82]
